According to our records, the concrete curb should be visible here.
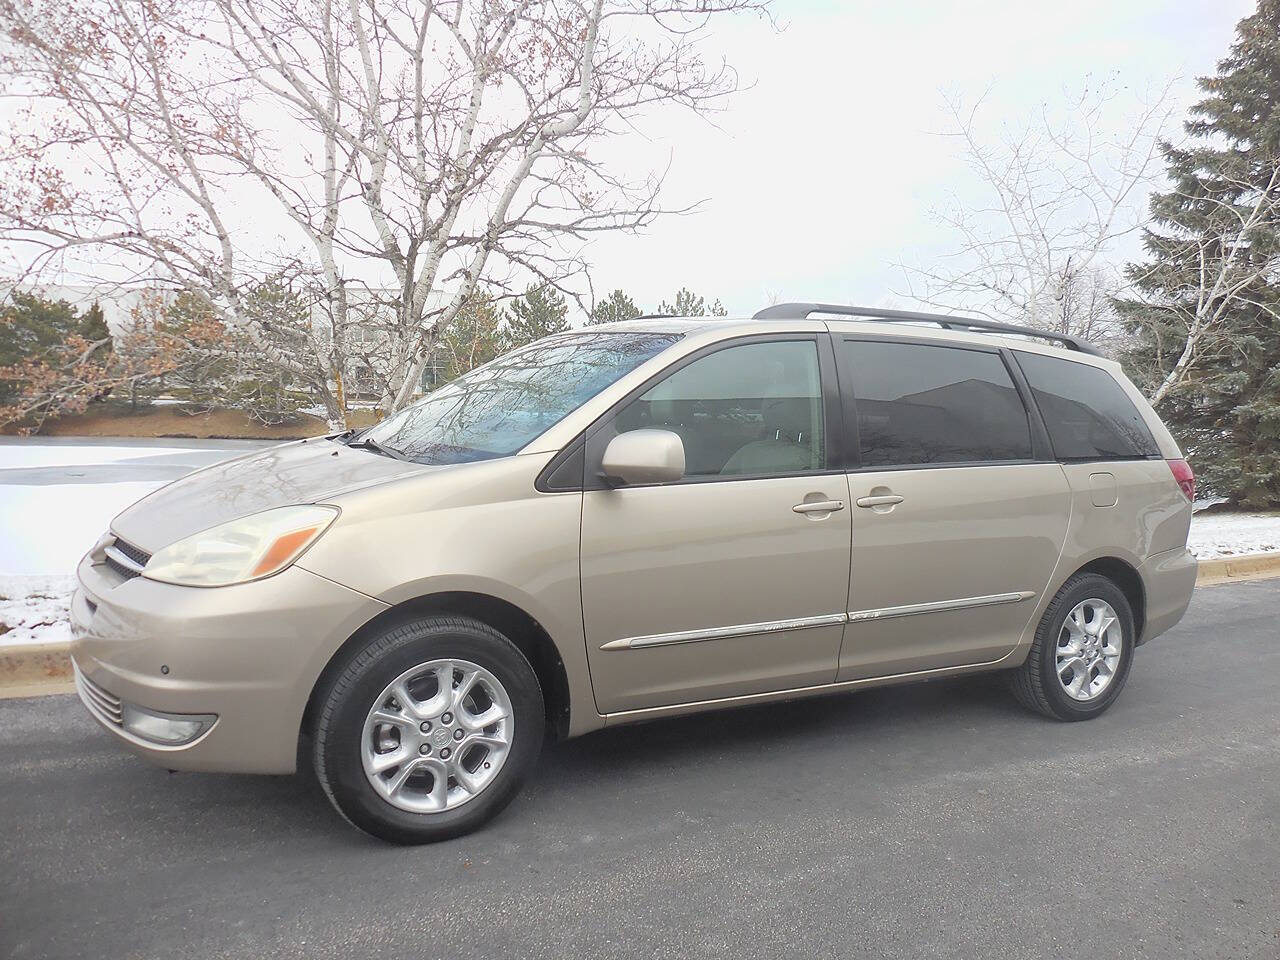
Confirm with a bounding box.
[1195,551,1280,585]
[0,643,75,699]
[5,552,1280,698]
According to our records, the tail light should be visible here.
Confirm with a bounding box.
[1167,458,1195,502]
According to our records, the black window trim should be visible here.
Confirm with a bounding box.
[1009,349,1163,465]
[834,332,1054,473]
[537,332,845,492]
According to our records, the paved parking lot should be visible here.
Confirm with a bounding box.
[3,579,1278,960]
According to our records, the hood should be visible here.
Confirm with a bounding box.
[110,438,436,552]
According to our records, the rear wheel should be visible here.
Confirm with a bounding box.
[313,615,544,844]
[1011,573,1135,721]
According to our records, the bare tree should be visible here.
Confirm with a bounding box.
[0,0,765,427]
[898,83,1173,346]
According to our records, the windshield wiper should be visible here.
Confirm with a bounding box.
[344,436,410,461]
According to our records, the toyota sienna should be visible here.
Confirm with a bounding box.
[70,303,1198,843]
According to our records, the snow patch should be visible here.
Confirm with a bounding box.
[0,444,205,469]
[0,482,165,577]
[1187,512,1280,559]
[0,575,76,648]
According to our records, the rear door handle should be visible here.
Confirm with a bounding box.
[855,495,904,508]
[792,499,845,514]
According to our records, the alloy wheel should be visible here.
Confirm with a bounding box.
[1055,598,1124,702]
[361,658,514,813]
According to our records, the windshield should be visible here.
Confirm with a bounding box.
[360,331,681,464]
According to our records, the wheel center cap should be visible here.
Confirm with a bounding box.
[432,727,452,749]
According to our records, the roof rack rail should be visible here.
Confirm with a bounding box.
[752,302,1103,356]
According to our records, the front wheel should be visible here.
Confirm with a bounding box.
[1010,573,1135,721]
[312,615,544,844]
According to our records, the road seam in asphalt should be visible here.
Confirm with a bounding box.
[5,551,1280,699]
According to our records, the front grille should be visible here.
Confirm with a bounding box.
[73,662,124,727]
[104,537,150,580]
[113,538,150,567]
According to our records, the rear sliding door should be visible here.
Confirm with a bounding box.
[835,336,1072,680]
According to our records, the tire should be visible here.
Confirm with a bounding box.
[313,615,544,844]
[1010,573,1135,721]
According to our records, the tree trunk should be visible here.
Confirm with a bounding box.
[1150,325,1198,408]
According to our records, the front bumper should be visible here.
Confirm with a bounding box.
[70,553,387,774]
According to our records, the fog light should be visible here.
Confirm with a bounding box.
[121,703,216,745]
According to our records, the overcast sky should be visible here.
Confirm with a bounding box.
[583,0,1255,317]
[3,0,1257,322]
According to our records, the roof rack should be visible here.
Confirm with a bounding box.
[752,302,1103,356]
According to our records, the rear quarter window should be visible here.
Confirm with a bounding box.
[1014,352,1159,461]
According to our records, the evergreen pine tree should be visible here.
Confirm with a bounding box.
[586,289,643,325]
[437,296,504,382]
[0,293,84,401]
[656,287,727,317]
[503,285,570,350]
[0,293,81,368]
[1118,0,1280,507]
[78,302,111,347]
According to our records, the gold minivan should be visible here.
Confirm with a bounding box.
[70,304,1198,843]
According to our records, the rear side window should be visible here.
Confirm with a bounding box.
[842,340,1032,467]
[1014,352,1159,461]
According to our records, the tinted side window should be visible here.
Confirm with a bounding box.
[843,340,1032,467]
[1014,352,1159,460]
[612,340,825,477]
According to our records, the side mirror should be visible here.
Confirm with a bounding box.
[601,429,685,486]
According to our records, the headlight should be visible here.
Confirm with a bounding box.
[142,505,338,587]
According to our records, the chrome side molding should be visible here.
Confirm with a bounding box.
[846,591,1035,623]
[601,591,1035,651]
[601,613,847,651]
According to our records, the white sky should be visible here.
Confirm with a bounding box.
[3,0,1256,321]
[584,0,1255,316]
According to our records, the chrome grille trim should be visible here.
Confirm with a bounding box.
[73,662,123,726]
[104,543,146,576]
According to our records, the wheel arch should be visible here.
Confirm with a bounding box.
[302,591,573,750]
[1070,556,1147,642]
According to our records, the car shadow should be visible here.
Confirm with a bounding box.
[58,672,1029,856]
[543,671,1023,772]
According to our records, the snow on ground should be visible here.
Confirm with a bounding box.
[0,444,205,470]
[0,482,166,577]
[1187,512,1280,558]
[1,439,240,647]
[0,575,76,647]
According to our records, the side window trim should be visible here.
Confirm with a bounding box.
[571,332,842,490]
[999,346,1055,461]
[835,333,1049,472]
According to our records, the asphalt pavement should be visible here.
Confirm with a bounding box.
[2,579,1278,960]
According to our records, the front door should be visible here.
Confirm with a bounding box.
[580,336,852,714]
[833,336,1071,680]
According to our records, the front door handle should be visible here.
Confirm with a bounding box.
[792,499,845,514]
[855,494,905,508]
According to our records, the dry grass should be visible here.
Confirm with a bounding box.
[3,403,381,440]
